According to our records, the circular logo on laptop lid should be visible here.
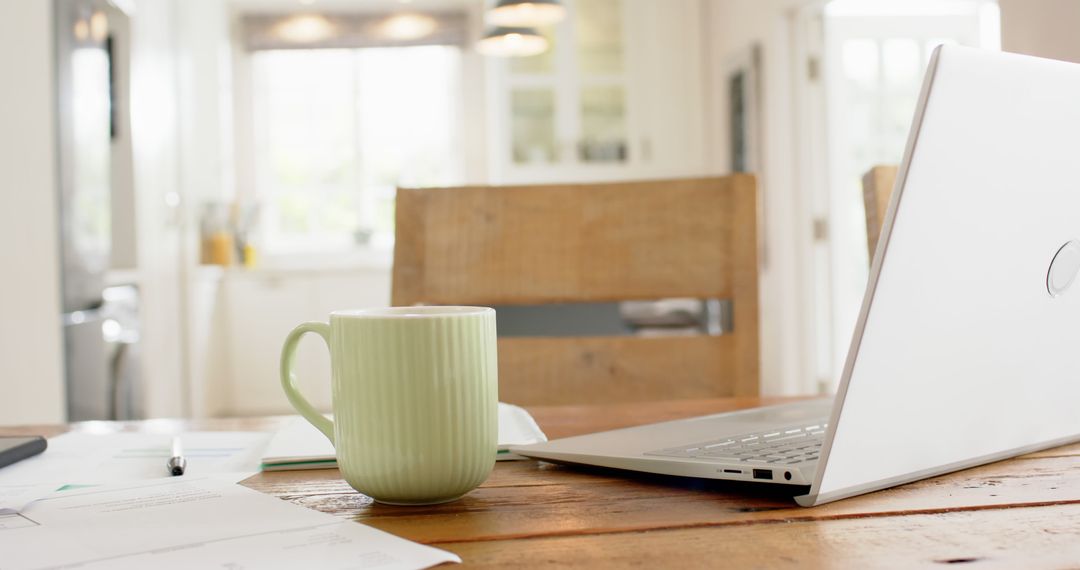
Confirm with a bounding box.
[1047,239,1080,297]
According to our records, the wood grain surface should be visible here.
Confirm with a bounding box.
[392,176,761,404]
[494,335,740,405]
[4,398,1079,568]
[392,177,757,305]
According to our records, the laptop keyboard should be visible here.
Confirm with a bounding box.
[644,422,828,465]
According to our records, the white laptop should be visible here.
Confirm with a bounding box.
[511,46,1080,506]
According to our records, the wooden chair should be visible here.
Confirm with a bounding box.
[392,175,760,406]
[862,165,899,258]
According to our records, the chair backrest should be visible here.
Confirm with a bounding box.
[392,175,760,405]
[862,165,899,259]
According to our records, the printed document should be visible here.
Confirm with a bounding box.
[0,432,270,514]
[0,485,58,515]
[0,475,459,570]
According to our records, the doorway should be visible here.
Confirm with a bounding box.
[794,0,1001,391]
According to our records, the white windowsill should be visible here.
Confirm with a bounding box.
[260,248,393,271]
[197,248,393,277]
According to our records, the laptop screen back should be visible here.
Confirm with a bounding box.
[802,46,1080,505]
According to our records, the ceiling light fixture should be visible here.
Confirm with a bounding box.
[73,17,90,42]
[486,0,566,28]
[272,14,337,44]
[476,26,548,57]
[375,13,438,41]
[89,10,108,42]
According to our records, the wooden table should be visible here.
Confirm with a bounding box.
[5,397,1080,568]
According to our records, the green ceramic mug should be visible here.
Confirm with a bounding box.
[280,306,498,505]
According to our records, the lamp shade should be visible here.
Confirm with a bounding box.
[487,0,566,27]
[476,26,548,57]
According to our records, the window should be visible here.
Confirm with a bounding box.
[250,46,463,254]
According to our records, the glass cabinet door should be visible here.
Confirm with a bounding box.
[579,85,626,162]
[510,88,558,164]
[576,0,626,164]
[499,0,631,178]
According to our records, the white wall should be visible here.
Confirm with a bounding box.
[703,0,817,396]
[178,0,238,417]
[0,2,66,425]
[461,0,490,184]
[129,0,188,418]
[999,0,1080,63]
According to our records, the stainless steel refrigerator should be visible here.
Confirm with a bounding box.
[55,0,142,421]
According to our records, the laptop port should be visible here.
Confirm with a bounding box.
[752,469,773,480]
[723,469,742,474]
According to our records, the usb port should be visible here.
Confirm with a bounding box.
[752,469,773,480]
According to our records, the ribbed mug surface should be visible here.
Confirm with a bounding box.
[329,306,498,504]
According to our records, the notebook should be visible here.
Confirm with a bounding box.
[261,402,548,471]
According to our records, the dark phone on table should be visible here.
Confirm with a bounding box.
[0,436,47,469]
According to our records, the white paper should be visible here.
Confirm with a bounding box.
[262,402,548,469]
[0,475,459,570]
[0,431,270,487]
[496,403,548,460]
[0,432,270,512]
[260,416,336,467]
[0,484,61,515]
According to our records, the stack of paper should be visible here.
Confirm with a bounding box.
[0,431,461,569]
[262,402,547,471]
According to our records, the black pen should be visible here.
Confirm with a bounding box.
[167,436,187,476]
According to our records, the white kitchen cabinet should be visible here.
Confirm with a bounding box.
[188,266,391,417]
[188,267,231,418]
[486,0,707,184]
[622,0,707,178]
[223,273,316,416]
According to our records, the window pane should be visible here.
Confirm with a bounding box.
[580,85,626,163]
[882,38,920,89]
[355,47,462,239]
[252,46,462,252]
[842,38,879,91]
[511,88,557,164]
[254,49,357,247]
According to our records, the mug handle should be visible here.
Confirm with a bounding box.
[280,322,335,444]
